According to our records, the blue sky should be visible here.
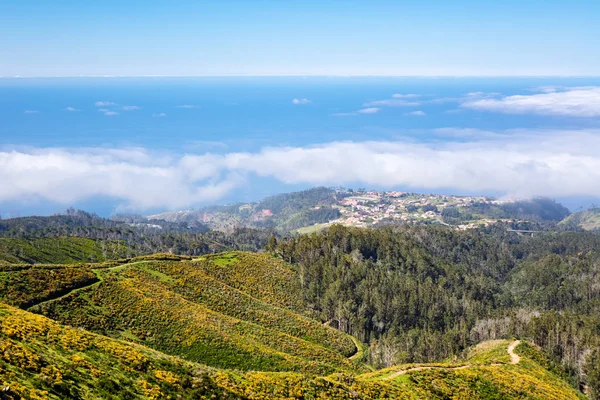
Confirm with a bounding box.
[1,1,599,77]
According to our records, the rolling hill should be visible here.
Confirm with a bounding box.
[149,187,572,233]
[1,223,599,398]
[17,253,359,375]
[0,302,585,399]
[560,208,600,231]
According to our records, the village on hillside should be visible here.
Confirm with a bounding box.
[301,190,516,233]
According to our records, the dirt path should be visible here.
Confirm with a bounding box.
[323,320,363,361]
[381,340,521,381]
[348,336,363,361]
[507,340,521,364]
[25,261,145,310]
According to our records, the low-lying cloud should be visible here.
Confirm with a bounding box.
[462,86,600,117]
[2,129,600,211]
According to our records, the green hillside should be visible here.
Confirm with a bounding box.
[1,225,599,398]
[0,237,129,264]
[560,208,600,231]
[24,253,358,375]
[0,303,585,399]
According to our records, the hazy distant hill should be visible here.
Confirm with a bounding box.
[149,187,341,232]
[150,187,571,233]
[560,208,600,231]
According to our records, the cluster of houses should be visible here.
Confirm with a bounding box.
[331,190,494,228]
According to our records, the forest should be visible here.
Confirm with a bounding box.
[273,224,600,397]
[0,209,599,398]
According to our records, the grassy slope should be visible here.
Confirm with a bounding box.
[0,265,98,308]
[360,340,585,399]
[28,252,358,375]
[0,303,584,399]
[0,237,128,264]
[560,208,600,231]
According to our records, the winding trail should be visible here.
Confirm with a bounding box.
[25,261,145,311]
[323,320,364,361]
[348,336,363,361]
[507,340,521,364]
[381,340,521,381]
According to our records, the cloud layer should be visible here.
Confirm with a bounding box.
[2,128,600,211]
[462,86,600,117]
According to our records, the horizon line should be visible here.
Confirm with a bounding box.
[2,74,600,79]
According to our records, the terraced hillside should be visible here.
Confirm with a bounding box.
[24,252,359,375]
[0,303,584,399]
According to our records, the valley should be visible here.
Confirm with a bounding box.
[0,203,599,398]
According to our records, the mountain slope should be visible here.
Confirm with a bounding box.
[150,187,571,233]
[0,304,584,399]
[560,208,600,231]
[149,187,340,232]
[0,237,128,264]
[25,253,358,375]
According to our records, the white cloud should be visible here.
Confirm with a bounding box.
[95,101,116,107]
[176,105,200,109]
[331,112,357,117]
[180,129,600,200]
[3,129,600,211]
[364,99,420,107]
[392,93,420,98]
[122,105,141,111]
[152,112,167,117]
[357,107,380,114]
[292,98,311,104]
[23,110,38,114]
[462,87,600,117]
[406,110,426,116]
[103,111,119,116]
[65,107,79,112]
[332,107,380,116]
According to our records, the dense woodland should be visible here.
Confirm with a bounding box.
[273,225,600,397]
[441,197,571,225]
[0,210,270,261]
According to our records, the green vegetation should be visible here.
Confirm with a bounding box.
[151,187,341,233]
[442,197,570,225]
[0,237,127,264]
[0,264,98,308]
[30,253,358,375]
[4,202,600,398]
[275,224,600,396]
[0,303,584,399]
[0,211,271,259]
[560,208,600,231]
